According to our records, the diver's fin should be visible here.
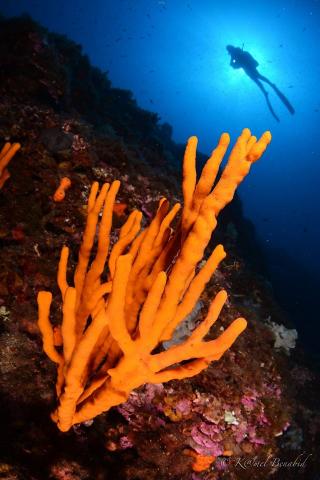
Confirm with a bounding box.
[259,75,295,114]
[265,92,280,122]
[273,87,295,114]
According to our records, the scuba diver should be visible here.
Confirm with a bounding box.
[226,45,295,122]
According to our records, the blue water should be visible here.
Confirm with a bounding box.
[1,0,319,353]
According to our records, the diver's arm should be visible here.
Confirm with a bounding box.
[230,58,241,69]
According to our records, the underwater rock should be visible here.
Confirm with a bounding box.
[40,127,73,153]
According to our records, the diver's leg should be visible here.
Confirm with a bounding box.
[252,78,280,122]
[257,73,295,114]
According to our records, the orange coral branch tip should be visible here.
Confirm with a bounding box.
[57,246,69,298]
[183,136,198,209]
[53,177,72,202]
[247,131,272,162]
[211,317,247,351]
[37,291,62,364]
[87,181,102,210]
[0,142,21,189]
[0,142,10,156]
[219,132,230,145]
[0,142,21,171]
[188,289,228,343]
[0,169,10,189]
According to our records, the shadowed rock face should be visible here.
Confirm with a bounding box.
[262,247,320,355]
[40,128,73,153]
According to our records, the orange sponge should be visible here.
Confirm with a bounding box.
[37,128,271,432]
[0,142,21,189]
[53,177,71,202]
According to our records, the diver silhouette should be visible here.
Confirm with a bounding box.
[226,45,295,122]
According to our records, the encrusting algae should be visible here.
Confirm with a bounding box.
[37,128,271,432]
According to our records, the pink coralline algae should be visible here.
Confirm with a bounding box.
[117,384,166,430]
[116,378,286,464]
[233,420,249,443]
[241,389,259,411]
[262,382,282,399]
[119,436,134,449]
[190,422,224,456]
[241,384,281,413]
[231,420,266,445]
[175,398,192,416]
[247,425,266,445]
